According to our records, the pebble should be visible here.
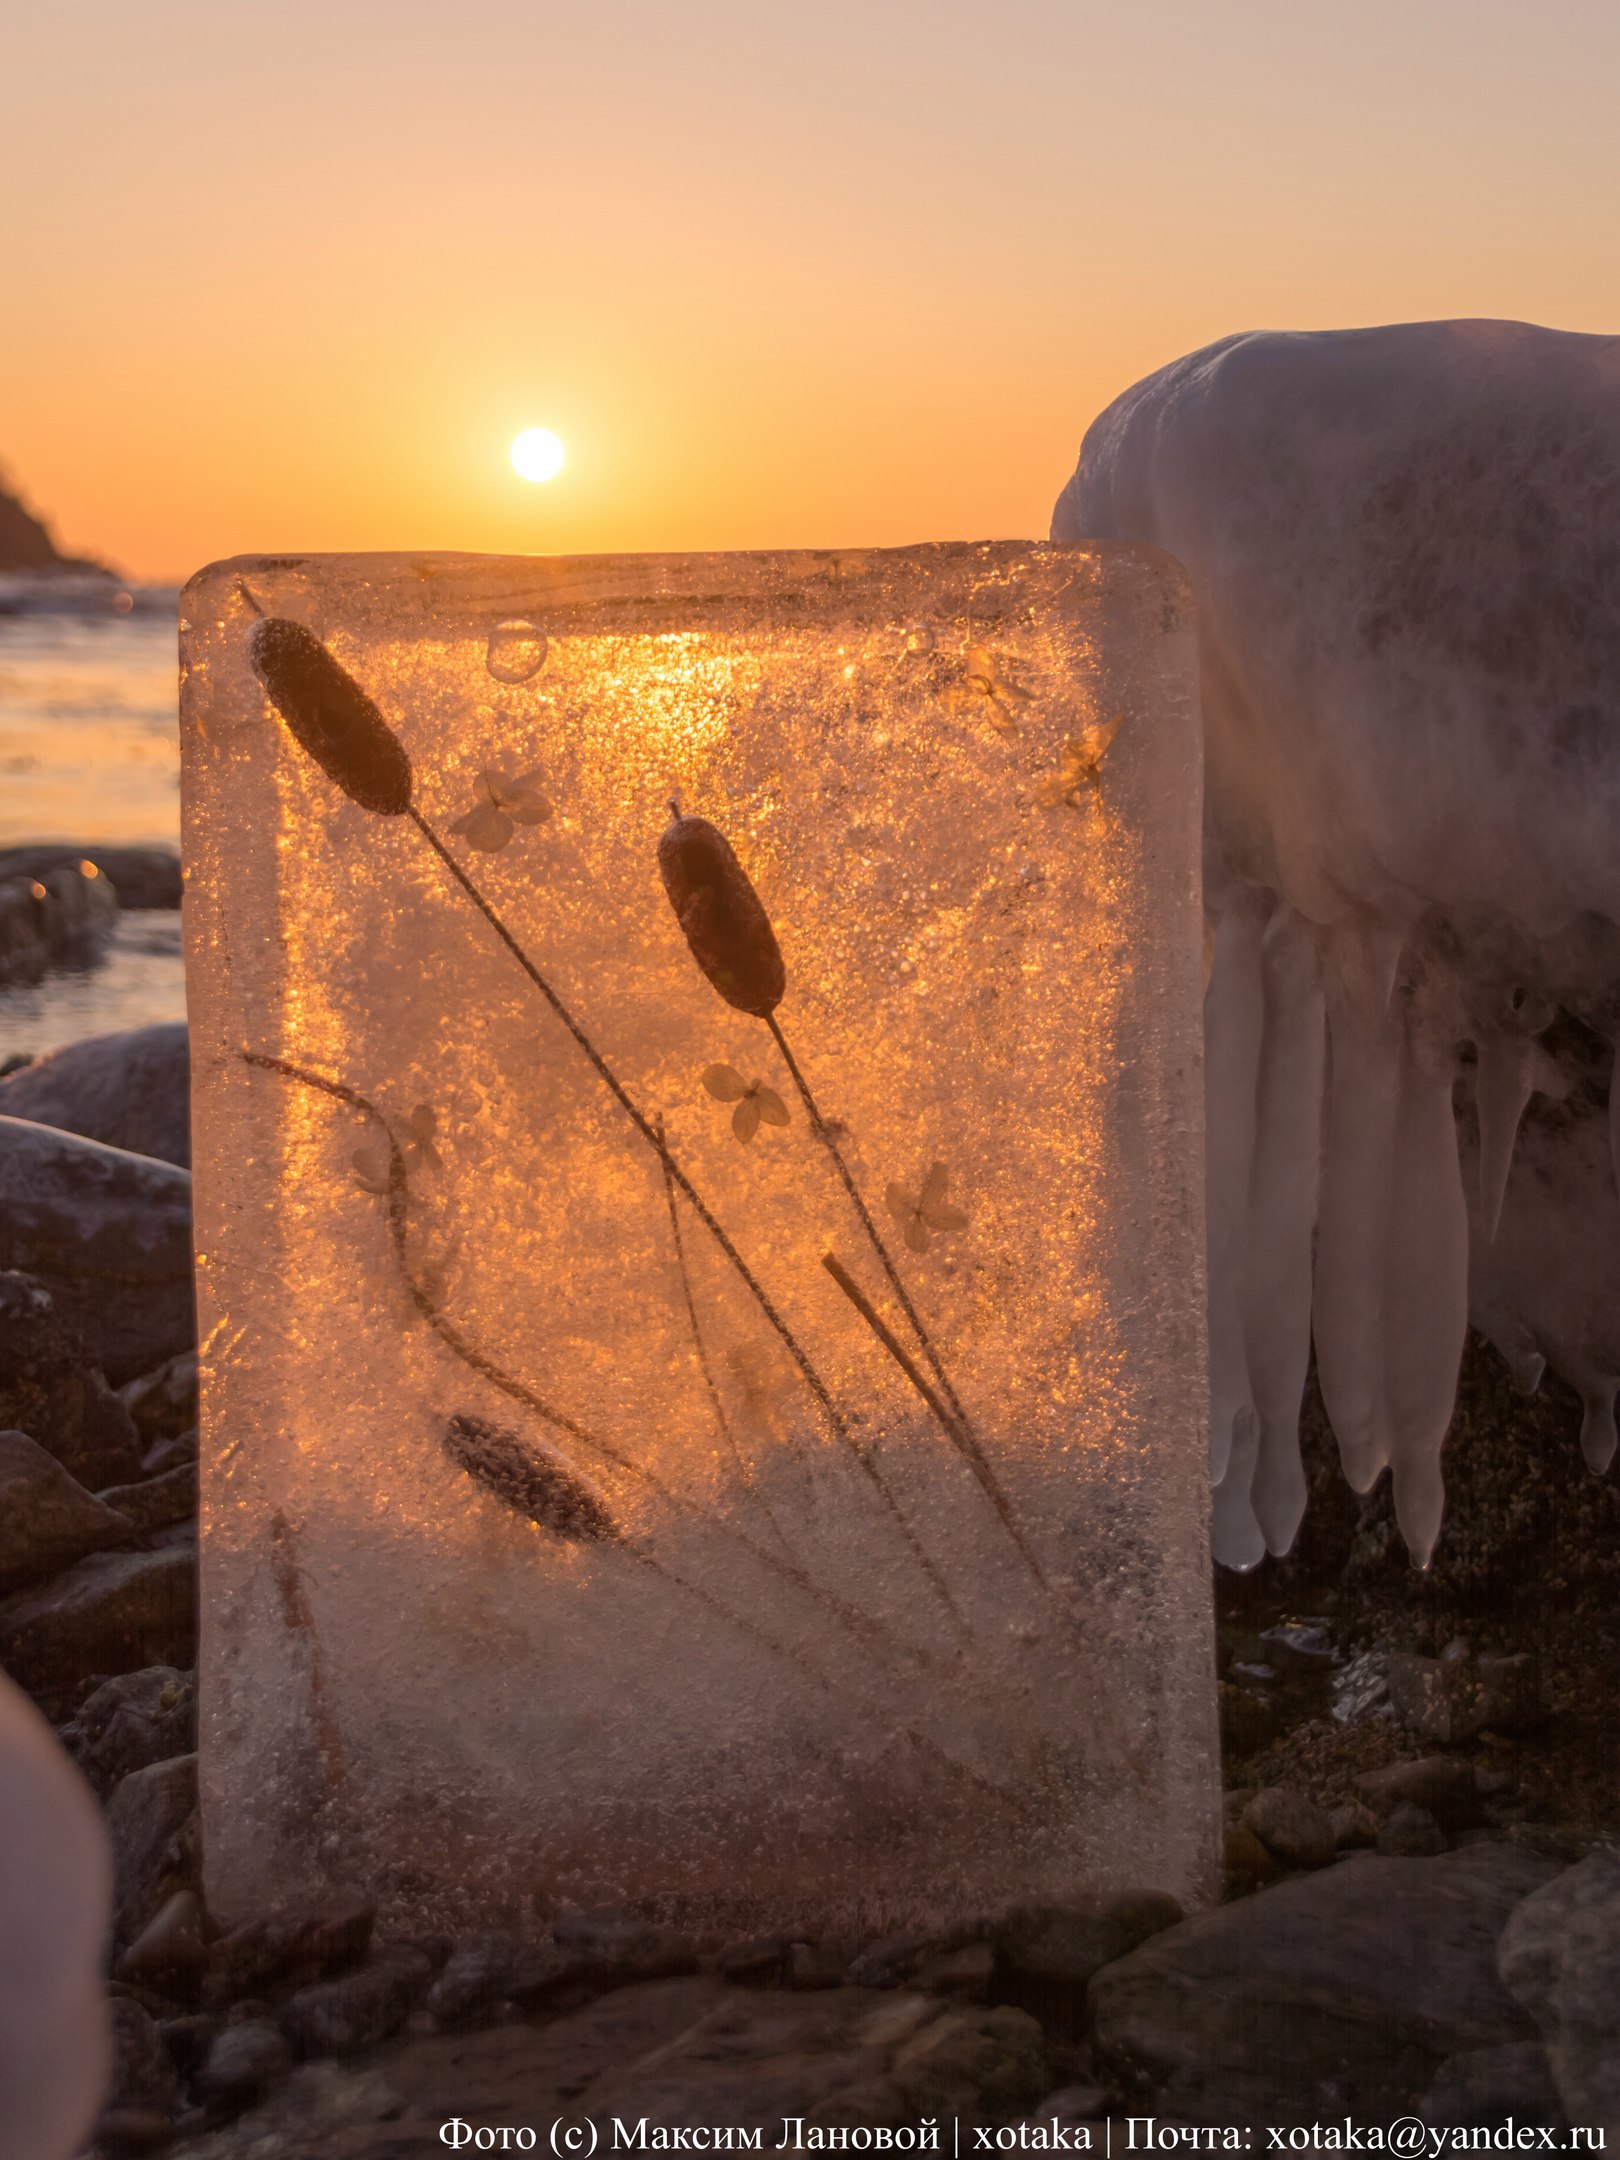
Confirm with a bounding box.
[193,2016,295,2105]
[1241,1785,1338,1870]
[60,1666,195,1798]
[1377,1803,1449,1857]
[0,1545,197,1708]
[0,1267,143,1490]
[281,1948,436,2057]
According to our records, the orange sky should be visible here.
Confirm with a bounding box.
[4,0,1617,583]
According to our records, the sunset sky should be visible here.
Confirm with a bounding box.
[4,0,1617,583]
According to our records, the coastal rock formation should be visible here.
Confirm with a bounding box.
[0,1024,191,1168]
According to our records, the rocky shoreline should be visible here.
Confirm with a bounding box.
[0,1023,1615,2151]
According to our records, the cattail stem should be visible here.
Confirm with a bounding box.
[653,1116,796,1563]
[242,1050,955,1677]
[765,1011,1039,1574]
[404,808,972,1642]
[821,1252,1050,1592]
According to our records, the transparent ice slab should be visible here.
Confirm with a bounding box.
[180,542,1217,1933]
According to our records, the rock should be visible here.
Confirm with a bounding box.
[103,1993,182,2120]
[1017,2087,1115,2132]
[143,1428,198,1478]
[0,1545,196,1706]
[889,2004,1047,2120]
[718,1935,795,1988]
[1420,2042,1567,2131]
[98,1461,198,1534]
[0,858,117,985]
[906,1939,993,2000]
[1356,1756,1482,1829]
[60,1666,195,1796]
[194,2017,296,2105]
[1219,1679,1279,1756]
[120,1351,199,1442]
[157,2012,218,2080]
[1378,1804,1449,1857]
[1223,1821,1276,1884]
[0,1024,191,1168]
[106,1752,199,1943]
[1388,1648,1543,1744]
[201,1891,377,2010]
[1241,1787,1338,1871]
[1504,1822,1606,1866]
[1498,1847,1620,2136]
[118,1888,210,1991]
[0,1121,193,1382]
[0,842,182,911]
[846,1922,985,1990]
[424,1934,522,2028]
[551,1907,699,1988]
[0,1426,133,1590]
[993,1891,1183,2028]
[786,1942,848,1991]
[281,1949,436,2057]
[1330,1801,1379,1849]
[0,1268,143,1487]
[1090,1844,1557,2122]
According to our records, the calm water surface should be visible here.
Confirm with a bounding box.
[0,600,187,1057]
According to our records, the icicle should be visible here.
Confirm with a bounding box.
[1203,891,1268,1483]
[1210,1405,1267,1570]
[1312,931,1404,1493]
[1475,1030,1567,1243]
[1241,908,1326,1557]
[1384,1033,1469,1567]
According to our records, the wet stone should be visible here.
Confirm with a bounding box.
[62,1667,195,1798]
[98,1460,199,1535]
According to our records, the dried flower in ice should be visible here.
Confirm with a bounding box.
[443,1414,619,1542]
[352,1103,440,1194]
[702,1062,790,1143]
[448,768,551,852]
[1035,713,1123,811]
[885,1162,969,1254]
[400,1103,442,1173]
[945,644,1034,733]
[248,616,414,815]
[658,807,786,1017]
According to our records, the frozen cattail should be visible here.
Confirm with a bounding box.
[249,617,413,816]
[657,805,786,1017]
[443,1414,619,1543]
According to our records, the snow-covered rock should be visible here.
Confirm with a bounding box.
[1055,318,1620,1565]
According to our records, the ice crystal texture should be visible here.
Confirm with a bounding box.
[181,543,1215,1931]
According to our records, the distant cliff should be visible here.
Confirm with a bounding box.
[0,471,109,575]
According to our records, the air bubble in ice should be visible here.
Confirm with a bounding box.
[485,620,548,684]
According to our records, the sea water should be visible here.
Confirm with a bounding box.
[0,595,186,1056]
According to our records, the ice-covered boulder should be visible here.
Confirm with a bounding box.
[1054,318,1620,1565]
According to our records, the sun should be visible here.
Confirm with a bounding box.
[510,428,566,483]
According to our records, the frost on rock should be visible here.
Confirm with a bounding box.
[1055,317,1620,1566]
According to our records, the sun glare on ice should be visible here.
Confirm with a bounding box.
[510,428,566,483]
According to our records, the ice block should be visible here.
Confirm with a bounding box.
[180,541,1217,1934]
